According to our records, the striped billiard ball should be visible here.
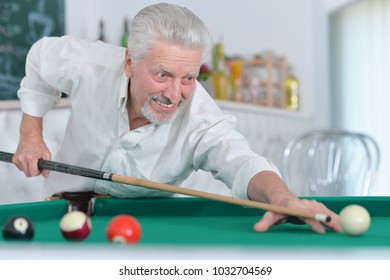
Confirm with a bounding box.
[59,211,92,241]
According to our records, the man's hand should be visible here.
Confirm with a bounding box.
[253,198,342,234]
[248,171,342,233]
[12,113,51,178]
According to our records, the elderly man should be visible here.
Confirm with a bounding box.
[12,3,341,234]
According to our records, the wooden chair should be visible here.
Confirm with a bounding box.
[282,129,380,196]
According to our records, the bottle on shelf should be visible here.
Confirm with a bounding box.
[285,65,300,110]
[212,40,229,100]
[228,59,244,102]
[120,17,129,48]
[98,20,107,43]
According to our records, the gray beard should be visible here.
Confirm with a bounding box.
[141,95,184,125]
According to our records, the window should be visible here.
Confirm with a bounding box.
[329,0,390,195]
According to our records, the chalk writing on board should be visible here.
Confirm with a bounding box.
[0,0,64,100]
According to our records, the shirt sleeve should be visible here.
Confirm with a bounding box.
[188,87,282,200]
[17,37,72,117]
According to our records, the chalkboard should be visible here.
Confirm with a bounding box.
[0,0,64,100]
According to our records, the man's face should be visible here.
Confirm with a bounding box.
[125,41,202,125]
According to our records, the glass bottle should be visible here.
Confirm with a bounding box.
[286,65,300,110]
[228,59,244,102]
[212,41,229,100]
[120,17,129,48]
[98,20,107,42]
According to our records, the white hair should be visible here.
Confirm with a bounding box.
[127,3,212,65]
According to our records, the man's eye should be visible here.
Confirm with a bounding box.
[158,73,167,78]
[182,76,195,85]
[184,76,195,82]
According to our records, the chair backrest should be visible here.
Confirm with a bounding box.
[282,129,380,196]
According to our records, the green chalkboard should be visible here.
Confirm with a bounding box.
[0,0,64,100]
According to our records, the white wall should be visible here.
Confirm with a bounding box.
[325,0,359,12]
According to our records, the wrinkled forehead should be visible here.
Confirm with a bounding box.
[143,41,203,69]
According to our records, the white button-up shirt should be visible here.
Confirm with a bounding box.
[18,36,280,200]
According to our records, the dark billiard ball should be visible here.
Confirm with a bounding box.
[59,211,92,241]
[2,216,34,240]
[106,215,141,244]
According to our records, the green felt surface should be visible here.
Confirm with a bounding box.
[1,197,389,247]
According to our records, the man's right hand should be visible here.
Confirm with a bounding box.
[12,113,51,178]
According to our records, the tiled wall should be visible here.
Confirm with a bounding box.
[0,105,71,203]
[182,102,311,195]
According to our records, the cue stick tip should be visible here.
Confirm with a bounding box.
[314,213,331,223]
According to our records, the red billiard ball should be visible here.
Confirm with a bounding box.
[59,211,91,241]
[106,215,141,244]
[2,215,34,240]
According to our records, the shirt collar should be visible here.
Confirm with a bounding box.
[118,72,129,113]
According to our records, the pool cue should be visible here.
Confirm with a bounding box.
[0,151,330,222]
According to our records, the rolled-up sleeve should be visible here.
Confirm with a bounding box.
[231,157,281,200]
[17,36,73,117]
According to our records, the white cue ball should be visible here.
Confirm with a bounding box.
[59,211,92,240]
[339,204,371,236]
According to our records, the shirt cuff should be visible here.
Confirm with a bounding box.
[231,157,281,200]
[18,89,60,117]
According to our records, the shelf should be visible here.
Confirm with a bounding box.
[0,98,71,111]
[1,96,307,120]
[215,99,309,119]
[241,51,287,108]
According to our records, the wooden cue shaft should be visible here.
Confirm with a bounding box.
[0,151,330,222]
[112,174,330,222]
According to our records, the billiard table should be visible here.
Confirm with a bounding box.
[0,196,390,260]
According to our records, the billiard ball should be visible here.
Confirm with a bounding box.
[2,215,34,240]
[59,211,92,241]
[106,215,141,244]
[339,204,371,236]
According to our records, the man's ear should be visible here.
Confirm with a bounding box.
[124,49,133,78]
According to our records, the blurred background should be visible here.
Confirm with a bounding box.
[0,0,389,202]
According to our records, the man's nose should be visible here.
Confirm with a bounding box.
[164,80,182,103]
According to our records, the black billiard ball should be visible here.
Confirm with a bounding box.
[2,215,34,240]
